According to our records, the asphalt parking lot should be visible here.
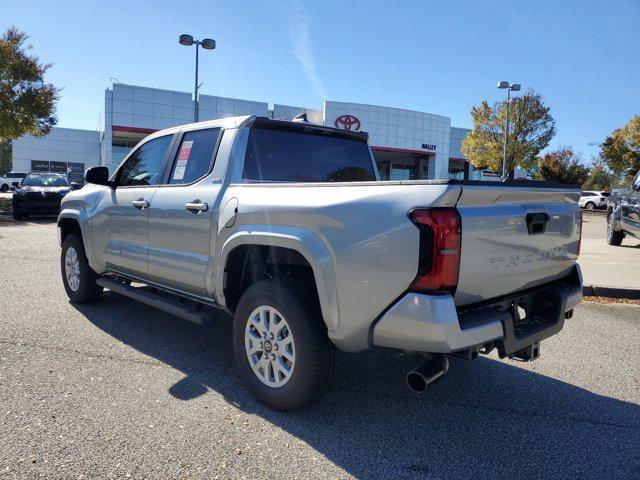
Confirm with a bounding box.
[0,206,639,479]
[580,210,640,290]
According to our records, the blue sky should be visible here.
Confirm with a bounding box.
[3,0,639,160]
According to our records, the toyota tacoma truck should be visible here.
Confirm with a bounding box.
[606,168,640,245]
[57,115,583,410]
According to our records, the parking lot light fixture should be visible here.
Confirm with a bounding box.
[179,34,194,46]
[497,81,521,181]
[179,34,216,122]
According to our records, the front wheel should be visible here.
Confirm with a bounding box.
[607,214,624,246]
[585,202,596,210]
[232,279,333,411]
[61,233,103,303]
[0,184,8,193]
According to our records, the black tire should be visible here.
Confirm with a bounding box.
[12,209,25,220]
[585,202,596,210]
[0,184,8,193]
[60,233,103,303]
[607,213,624,246]
[232,278,333,411]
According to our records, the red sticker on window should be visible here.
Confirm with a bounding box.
[173,140,193,180]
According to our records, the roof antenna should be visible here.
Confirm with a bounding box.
[292,112,309,123]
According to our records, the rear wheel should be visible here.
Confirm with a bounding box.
[607,213,624,246]
[232,279,333,411]
[0,184,8,193]
[585,202,596,210]
[12,210,25,220]
[61,233,103,303]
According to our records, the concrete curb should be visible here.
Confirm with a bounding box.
[582,284,640,299]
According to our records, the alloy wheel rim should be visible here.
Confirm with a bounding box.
[65,247,81,292]
[245,305,295,388]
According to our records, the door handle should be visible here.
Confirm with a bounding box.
[526,212,550,235]
[185,200,209,213]
[131,199,149,210]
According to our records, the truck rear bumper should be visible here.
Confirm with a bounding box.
[372,264,583,354]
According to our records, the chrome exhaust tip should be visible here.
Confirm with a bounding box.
[406,355,449,393]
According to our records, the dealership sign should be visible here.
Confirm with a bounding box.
[422,143,437,151]
[335,115,361,131]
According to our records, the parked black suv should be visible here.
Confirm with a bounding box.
[607,168,640,245]
[12,172,77,220]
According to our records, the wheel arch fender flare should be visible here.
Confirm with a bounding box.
[57,209,94,266]
[216,225,340,331]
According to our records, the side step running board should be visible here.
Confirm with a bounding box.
[96,277,215,325]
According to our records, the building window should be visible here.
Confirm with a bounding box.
[390,163,417,180]
[372,149,428,181]
[448,158,466,180]
[29,160,86,183]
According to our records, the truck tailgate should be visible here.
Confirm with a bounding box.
[454,184,581,306]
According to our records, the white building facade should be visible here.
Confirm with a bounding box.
[11,128,100,183]
[12,82,523,182]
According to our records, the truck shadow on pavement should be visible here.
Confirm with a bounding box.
[72,294,640,479]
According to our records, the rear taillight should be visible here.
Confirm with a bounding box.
[408,208,461,294]
[577,210,582,257]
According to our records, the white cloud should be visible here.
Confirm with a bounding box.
[288,0,328,99]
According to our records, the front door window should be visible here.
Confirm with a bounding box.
[116,135,173,186]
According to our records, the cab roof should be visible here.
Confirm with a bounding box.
[142,114,368,143]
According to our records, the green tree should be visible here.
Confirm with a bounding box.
[582,159,615,191]
[461,89,556,177]
[0,141,11,174]
[0,27,59,142]
[534,147,589,185]
[599,115,640,181]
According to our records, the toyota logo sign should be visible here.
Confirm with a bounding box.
[335,115,361,131]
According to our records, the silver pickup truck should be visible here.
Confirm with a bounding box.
[58,115,583,410]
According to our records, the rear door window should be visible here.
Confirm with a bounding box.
[168,128,221,185]
[242,127,375,183]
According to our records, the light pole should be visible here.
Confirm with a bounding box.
[179,34,216,123]
[497,81,521,180]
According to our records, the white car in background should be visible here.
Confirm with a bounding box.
[0,171,28,192]
[578,190,609,210]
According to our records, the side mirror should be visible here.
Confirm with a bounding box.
[11,182,19,187]
[70,182,82,190]
[85,166,112,187]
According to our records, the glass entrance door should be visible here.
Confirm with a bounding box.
[390,163,417,180]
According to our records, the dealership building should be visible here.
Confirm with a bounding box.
[12,82,521,182]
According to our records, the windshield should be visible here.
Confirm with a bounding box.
[21,174,69,187]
